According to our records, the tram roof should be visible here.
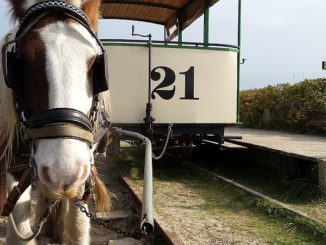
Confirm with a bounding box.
[100,0,219,40]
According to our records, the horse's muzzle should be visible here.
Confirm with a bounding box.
[39,181,84,200]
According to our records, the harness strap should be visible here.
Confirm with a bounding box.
[1,167,32,216]
[23,124,94,145]
[0,162,6,214]
[26,108,92,131]
[82,165,97,204]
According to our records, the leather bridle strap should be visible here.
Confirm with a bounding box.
[1,167,32,216]
[82,165,97,204]
[23,124,94,145]
[26,108,93,131]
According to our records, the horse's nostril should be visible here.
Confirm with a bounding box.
[63,184,70,192]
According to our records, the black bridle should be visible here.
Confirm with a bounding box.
[2,1,109,145]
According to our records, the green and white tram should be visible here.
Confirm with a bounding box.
[100,0,242,145]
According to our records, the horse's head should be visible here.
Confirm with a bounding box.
[4,0,107,200]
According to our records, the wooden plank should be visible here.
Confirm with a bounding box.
[108,237,142,245]
[225,127,326,162]
[96,210,132,219]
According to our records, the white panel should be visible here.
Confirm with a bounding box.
[106,45,238,124]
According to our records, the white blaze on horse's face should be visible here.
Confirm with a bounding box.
[34,21,99,198]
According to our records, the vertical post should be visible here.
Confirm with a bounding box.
[164,26,167,44]
[319,159,326,193]
[236,0,242,123]
[204,0,210,46]
[144,34,154,137]
[178,13,183,45]
[148,34,152,104]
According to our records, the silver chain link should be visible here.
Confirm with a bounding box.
[72,197,144,240]
[152,123,173,160]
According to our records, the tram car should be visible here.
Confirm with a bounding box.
[100,0,241,146]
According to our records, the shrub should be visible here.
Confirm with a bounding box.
[240,78,326,135]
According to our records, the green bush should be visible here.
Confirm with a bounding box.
[240,78,326,135]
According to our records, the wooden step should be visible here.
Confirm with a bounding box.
[108,237,142,245]
[96,210,133,220]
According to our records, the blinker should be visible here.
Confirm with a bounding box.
[92,52,109,95]
[2,0,109,95]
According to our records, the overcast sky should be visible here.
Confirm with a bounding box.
[1,0,326,90]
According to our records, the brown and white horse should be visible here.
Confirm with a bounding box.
[0,0,110,244]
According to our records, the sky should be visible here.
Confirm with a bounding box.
[1,0,326,90]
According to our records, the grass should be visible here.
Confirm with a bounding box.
[118,147,326,244]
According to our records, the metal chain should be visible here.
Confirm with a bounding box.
[73,198,143,241]
[152,123,173,160]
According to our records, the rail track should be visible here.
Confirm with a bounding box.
[180,160,326,230]
[117,144,326,244]
[1,143,326,244]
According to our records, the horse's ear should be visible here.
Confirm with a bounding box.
[81,0,101,30]
[7,0,26,19]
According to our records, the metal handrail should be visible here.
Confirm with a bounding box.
[100,38,239,50]
[113,128,154,235]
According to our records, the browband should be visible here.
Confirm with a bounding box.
[16,1,105,53]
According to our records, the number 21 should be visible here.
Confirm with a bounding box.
[151,66,199,100]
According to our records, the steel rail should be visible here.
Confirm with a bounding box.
[181,160,326,230]
[118,175,184,245]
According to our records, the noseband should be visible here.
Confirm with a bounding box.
[2,1,109,145]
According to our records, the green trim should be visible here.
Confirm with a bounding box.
[204,0,209,46]
[102,42,239,52]
[236,0,242,123]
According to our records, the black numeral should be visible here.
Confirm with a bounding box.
[180,66,199,100]
[151,66,176,100]
[151,66,199,100]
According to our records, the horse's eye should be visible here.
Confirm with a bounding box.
[17,55,29,66]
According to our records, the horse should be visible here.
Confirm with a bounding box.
[0,0,111,244]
